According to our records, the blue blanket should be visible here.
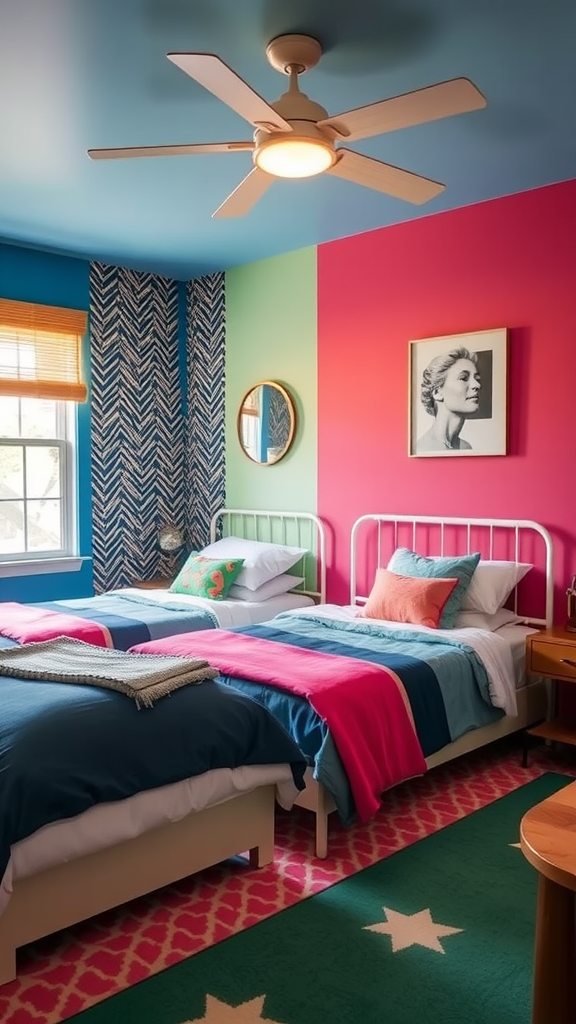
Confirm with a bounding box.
[213,611,505,823]
[0,665,306,886]
[21,591,219,649]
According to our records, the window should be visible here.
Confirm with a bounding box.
[0,398,77,559]
[0,299,87,564]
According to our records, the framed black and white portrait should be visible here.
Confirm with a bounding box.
[408,328,508,458]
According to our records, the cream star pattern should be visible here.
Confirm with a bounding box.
[183,993,284,1023]
[364,906,463,953]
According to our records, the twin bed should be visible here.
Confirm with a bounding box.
[1,508,327,649]
[132,513,554,858]
[0,509,553,985]
[0,508,325,987]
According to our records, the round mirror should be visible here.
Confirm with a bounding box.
[237,381,296,465]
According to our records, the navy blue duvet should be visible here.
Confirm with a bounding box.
[0,667,307,883]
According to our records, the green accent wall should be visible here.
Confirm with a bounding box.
[225,247,317,513]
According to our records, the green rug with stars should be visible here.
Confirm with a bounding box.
[67,773,570,1024]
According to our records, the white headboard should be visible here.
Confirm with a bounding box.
[210,508,327,604]
[350,513,554,628]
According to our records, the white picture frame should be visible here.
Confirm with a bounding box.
[408,328,508,457]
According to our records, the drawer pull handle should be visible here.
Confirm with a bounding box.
[560,659,576,669]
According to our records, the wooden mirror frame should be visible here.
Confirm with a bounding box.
[237,381,296,465]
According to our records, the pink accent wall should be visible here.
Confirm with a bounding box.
[318,179,576,619]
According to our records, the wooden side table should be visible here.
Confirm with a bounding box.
[524,627,576,761]
[131,577,173,590]
[520,780,576,1024]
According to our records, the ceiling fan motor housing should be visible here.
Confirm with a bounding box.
[252,85,336,177]
[271,87,329,124]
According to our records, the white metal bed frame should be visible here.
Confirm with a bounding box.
[211,507,327,605]
[295,513,554,859]
[350,514,554,628]
[0,507,326,987]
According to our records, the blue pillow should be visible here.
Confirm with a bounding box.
[386,548,481,628]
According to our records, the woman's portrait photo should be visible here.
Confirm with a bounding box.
[409,328,508,458]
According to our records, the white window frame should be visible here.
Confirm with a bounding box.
[0,398,81,573]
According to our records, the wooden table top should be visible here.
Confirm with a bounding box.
[520,779,576,890]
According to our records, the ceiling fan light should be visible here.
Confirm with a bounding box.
[255,137,334,178]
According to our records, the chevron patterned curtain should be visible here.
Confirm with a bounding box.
[89,263,185,592]
[185,273,226,549]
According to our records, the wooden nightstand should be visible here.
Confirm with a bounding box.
[131,577,173,590]
[525,626,576,753]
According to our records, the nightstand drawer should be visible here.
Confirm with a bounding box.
[529,641,576,681]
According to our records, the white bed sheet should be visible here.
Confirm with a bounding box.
[117,588,314,628]
[496,622,539,689]
[1,763,298,918]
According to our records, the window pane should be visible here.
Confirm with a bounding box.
[25,446,61,499]
[0,502,25,554]
[0,397,20,438]
[21,398,59,438]
[0,445,24,497]
[0,394,74,561]
[27,499,61,551]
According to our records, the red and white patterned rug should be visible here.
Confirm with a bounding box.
[1,738,574,1024]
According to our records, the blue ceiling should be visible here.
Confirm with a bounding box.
[1,0,575,281]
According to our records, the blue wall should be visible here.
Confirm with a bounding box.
[0,243,94,601]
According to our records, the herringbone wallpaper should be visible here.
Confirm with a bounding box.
[185,273,226,549]
[90,264,226,591]
[89,266,191,591]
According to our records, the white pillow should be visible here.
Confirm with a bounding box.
[454,607,523,631]
[460,560,533,615]
[228,573,305,603]
[200,536,307,591]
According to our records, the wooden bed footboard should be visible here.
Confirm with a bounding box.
[0,784,276,987]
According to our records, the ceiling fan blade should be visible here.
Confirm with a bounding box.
[167,52,292,133]
[320,78,486,143]
[212,167,274,218]
[87,141,254,160]
[327,149,445,205]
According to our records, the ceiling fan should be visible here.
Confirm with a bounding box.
[87,33,486,219]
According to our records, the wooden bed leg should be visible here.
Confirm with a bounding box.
[314,784,331,859]
[315,813,328,859]
[0,941,16,987]
[522,731,529,768]
[248,834,274,868]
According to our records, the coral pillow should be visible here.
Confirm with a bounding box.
[386,548,480,628]
[358,568,459,629]
[169,555,245,600]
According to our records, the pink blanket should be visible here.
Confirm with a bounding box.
[0,602,112,647]
[130,630,427,822]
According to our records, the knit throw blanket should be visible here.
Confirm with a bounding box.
[0,637,219,708]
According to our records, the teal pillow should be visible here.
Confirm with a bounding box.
[169,554,245,600]
[386,548,481,628]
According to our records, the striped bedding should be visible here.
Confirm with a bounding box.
[131,605,518,825]
[0,593,218,650]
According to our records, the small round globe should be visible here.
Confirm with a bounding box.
[158,525,184,553]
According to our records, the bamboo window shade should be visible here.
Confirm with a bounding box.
[0,299,88,402]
